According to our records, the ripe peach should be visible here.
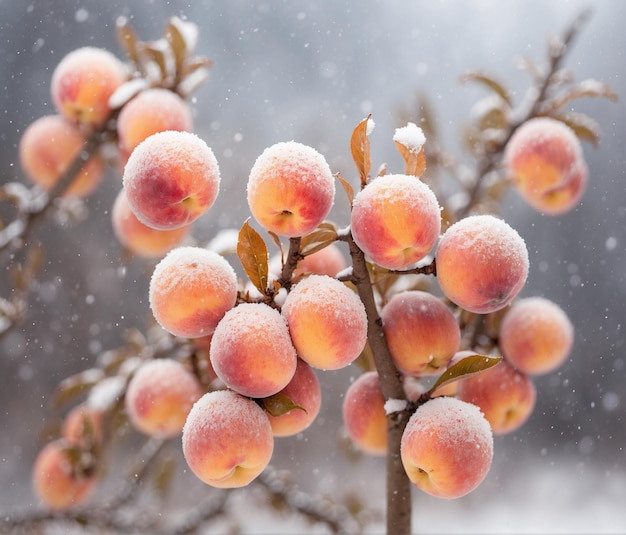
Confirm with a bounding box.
[62,404,103,449]
[247,141,335,237]
[149,246,238,339]
[381,291,460,376]
[111,189,189,258]
[123,131,220,230]
[125,358,204,438]
[342,371,387,455]
[499,297,574,375]
[293,243,347,280]
[281,274,368,370]
[504,117,588,215]
[400,397,493,499]
[19,115,105,197]
[266,358,322,437]
[51,46,126,128]
[436,215,529,314]
[182,390,274,488]
[350,174,441,270]
[457,359,536,435]
[210,303,298,398]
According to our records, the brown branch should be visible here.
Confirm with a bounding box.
[277,236,302,291]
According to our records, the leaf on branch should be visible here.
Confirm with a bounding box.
[140,39,175,83]
[350,115,373,187]
[429,355,502,395]
[261,393,307,417]
[54,368,106,408]
[549,79,619,111]
[336,173,355,209]
[237,219,269,295]
[393,122,426,177]
[108,78,150,109]
[300,222,339,257]
[550,111,602,146]
[116,16,141,67]
[460,70,513,107]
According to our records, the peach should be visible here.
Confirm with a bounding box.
[457,359,536,435]
[400,397,493,499]
[62,404,103,449]
[350,174,441,270]
[266,358,322,437]
[342,371,387,455]
[123,131,220,230]
[499,297,574,375]
[32,439,97,510]
[504,117,588,215]
[281,274,368,370]
[111,189,189,258]
[51,46,126,128]
[149,246,238,339]
[436,215,529,314]
[381,291,460,376]
[210,303,298,398]
[182,390,274,488]
[247,141,335,237]
[293,243,347,280]
[19,114,105,197]
[125,358,204,438]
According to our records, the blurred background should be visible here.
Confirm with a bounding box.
[1,0,624,533]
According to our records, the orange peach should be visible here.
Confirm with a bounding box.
[62,404,103,449]
[293,243,347,280]
[182,390,274,488]
[123,131,220,230]
[281,274,368,370]
[350,174,441,270]
[436,215,529,314]
[400,397,493,498]
[381,291,460,376]
[149,246,238,338]
[247,141,335,237]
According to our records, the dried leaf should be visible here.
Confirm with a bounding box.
[460,71,512,107]
[116,16,141,66]
[300,222,338,256]
[165,18,188,72]
[154,456,176,501]
[237,219,269,295]
[350,115,373,187]
[261,393,307,417]
[336,173,355,209]
[549,79,619,110]
[140,39,175,83]
[108,78,150,109]
[394,141,426,177]
[429,355,502,395]
[54,369,106,408]
[550,111,602,146]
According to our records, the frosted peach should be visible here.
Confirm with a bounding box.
[294,243,347,280]
[436,215,529,314]
[62,404,103,449]
[51,46,126,128]
[182,390,274,488]
[381,291,460,376]
[400,397,493,499]
[149,246,238,339]
[19,115,105,197]
[350,174,441,270]
[123,131,220,230]
[210,303,298,398]
[342,371,387,455]
[282,274,367,370]
[499,297,574,375]
[247,141,335,237]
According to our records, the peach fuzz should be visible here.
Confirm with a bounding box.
[457,359,536,435]
[210,303,298,398]
[400,397,493,499]
[247,141,335,238]
[182,390,274,488]
[293,243,347,280]
[342,371,387,455]
[149,246,238,339]
[381,291,460,376]
[112,189,189,258]
[436,215,529,314]
[123,131,220,230]
[51,46,126,128]
[62,404,103,449]
[32,439,98,510]
[266,358,322,437]
[19,115,105,197]
[281,274,368,371]
[350,174,441,270]
[499,297,574,375]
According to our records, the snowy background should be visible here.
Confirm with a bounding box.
[1,0,625,533]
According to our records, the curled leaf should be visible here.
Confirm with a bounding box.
[336,173,355,209]
[350,115,373,187]
[460,70,512,107]
[550,111,602,146]
[261,393,307,417]
[429,355,502,395]
[300,222,339,256]
[393,122,427,177]
[116,16,141,66]
[237,219,269,295]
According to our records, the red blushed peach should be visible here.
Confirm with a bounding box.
[62,404,103,449]
[436,215,529,314]
[342,371,387,455]
[381,291,460,376]
[350,174,441,270]
[182,390,274,488]
[266,358,322,437]
[293,243,347,280]
[123,131,220,230]
[125,358,204,438]
[457,359,536,435]
[281,274,368,371]
[19,115,105,197]
[210,303,298,398]
[51,46,126,128]
[247,141,335,237]
[499,297,574,375]
[400,397,493,499]
[149,246,238,339]
[112,189,189,258]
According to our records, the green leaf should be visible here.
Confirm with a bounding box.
[429,355,502,395]
[460,71,512,107]
[237,219,269,295]
[261,393,307,417]
[350,115,373,187]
